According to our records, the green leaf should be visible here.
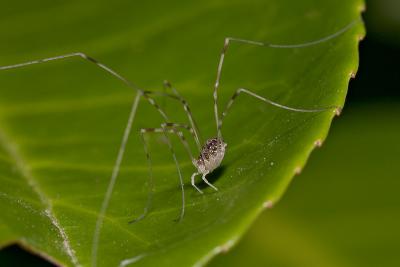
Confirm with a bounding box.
[0,1,364,266]
[207,103,400,267]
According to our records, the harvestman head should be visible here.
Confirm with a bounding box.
[0,17,361,266]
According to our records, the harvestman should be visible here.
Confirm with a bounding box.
[0,19,360,226]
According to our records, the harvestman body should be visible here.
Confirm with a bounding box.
[0,20,360,262]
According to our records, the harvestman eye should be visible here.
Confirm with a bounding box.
[0,17,361,266]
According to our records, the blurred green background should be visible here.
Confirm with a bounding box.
[0,0,399,266]
[208,0,400,266]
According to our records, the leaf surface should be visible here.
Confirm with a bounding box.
[208,104,400,267]
[0,0,364,266]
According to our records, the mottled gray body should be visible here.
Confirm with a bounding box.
[195,138,227,175]
[190,138,227,193]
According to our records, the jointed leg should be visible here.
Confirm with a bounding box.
[130,125,191,223]
[0,51,201,148]
[0,52,173,121]
[159,125,186,222]
[218,87,340,131]
[201,173,218,191]
[160,123,196,160]
[0,52,201,223]
[190,171,218,194]
[144,83,203,151]
[191,172,202,194]
[0,52,142,90]
[163,80,202,149]
[212,19,361,138]
[128,129,154,224]
[142,87,202,152]
[92,92,141,267]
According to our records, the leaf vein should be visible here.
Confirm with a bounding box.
[0,127,81,267]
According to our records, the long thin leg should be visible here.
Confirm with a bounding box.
[141,88,202,153]
[160,124,186,222]
[0,52,141,90]
[128,129,154,224]
[0,52,171,121]
[0,51,203,139]
[201,173,218,191]
[191,172,202,194]
[163,80,202,149]
[130,126,190,223]
[219,87,340,131]
[212,18,361,138]
[0,51,195,238]
[92,92,141,267]
[161,122,196,160]
[219,87,340,130]
[143,86,202,151]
